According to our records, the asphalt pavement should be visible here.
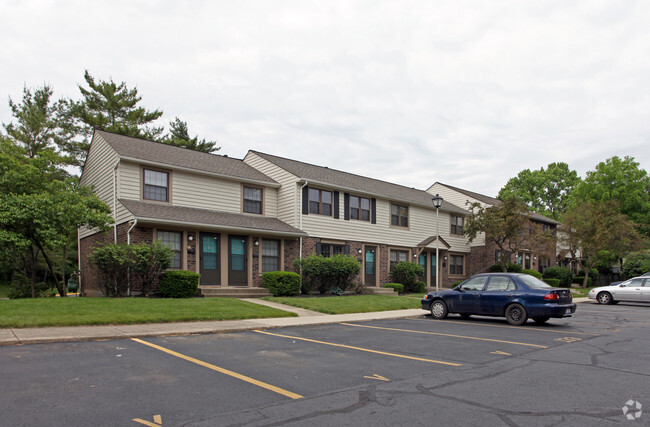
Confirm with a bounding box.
[0,297,591,346]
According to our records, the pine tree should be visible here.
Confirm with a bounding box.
[162,117,220,153]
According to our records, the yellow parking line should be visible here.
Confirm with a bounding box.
[409,318,600,336]
[341,323,549,348]
[253,330,462,366]
[131,338,302,400]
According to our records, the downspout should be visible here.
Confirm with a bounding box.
[113,163,119,244]
[298,180,309,262]
[126,219,138,296]
[77,228,82,296]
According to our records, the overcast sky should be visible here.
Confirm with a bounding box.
[2,1,649,196]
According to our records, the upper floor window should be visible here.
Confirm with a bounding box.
[391,203,409,227]
[243,186,263,214]
[144,169,169,202]
[450,216,464,235]
[158,230,182,269]
[350,195,370,221]
[309,188,332,216]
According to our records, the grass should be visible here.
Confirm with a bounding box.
[570,287,597,298]
[0,283,10,299]
[0,297,297,328]
[263,294,422,314]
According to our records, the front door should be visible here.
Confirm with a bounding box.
[200,233,220,285]
[364,246,377,286]
[229,235,248,286]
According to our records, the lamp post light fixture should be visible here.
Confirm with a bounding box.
[432,194,443,291]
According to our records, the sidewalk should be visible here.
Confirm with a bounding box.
[0,298,591,346]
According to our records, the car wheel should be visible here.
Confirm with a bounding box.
[533,316,550,325]
[430,300,448,319]
[597,292,613,305]
[459,313,472,319]
[505,303,528,326]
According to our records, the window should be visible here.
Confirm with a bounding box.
[158,231,182,269]
[449,254,464,275]
[243,186,263,214]
[459,276,487,291]
[450,216,464,235]
[309,188,333,216]
[319,243,344,257]
[350,195,370,221]
[391,204,408,227]
[485,277,516,291]
[144,169,169,202]
[390,249,409,271]
[261,239,280,272]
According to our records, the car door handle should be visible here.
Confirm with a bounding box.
[506,295,513,298]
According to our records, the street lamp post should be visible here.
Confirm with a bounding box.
[432,194,443,291]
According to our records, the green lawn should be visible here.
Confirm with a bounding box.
[263,294,422,314]
[0,297,297,328]
[570,287,596,298]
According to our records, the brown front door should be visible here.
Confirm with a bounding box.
[200,233,220,285]
[364,246,377,286]
[228,235,248,286]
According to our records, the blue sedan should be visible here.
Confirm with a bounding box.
[421,273,576,325]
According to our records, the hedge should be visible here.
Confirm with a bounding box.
[543,278,561,287]
[383,283,404,293]
[262,271,301,296]
[522,269,542,279]
[543,266,573,287]
[572,276,593,287]
[160,270,200,298]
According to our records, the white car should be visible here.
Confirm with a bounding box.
[589,276,650,304]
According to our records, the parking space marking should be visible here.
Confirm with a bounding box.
[131,338,303,400]
[253,330,462,366]
[490,351,512,356]
[364,374,389,381]
[341,323,548,348]
[133,414,162,426]
[409,318,600,336]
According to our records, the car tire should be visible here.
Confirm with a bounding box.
[505,303,528,326]
[596,292,613,305]
[532,316,550,325]
[430,300,448,319]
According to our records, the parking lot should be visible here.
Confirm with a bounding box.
[1,301,649,426]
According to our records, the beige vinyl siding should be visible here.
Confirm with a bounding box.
[244,152,300,226]
[119,161,141,200]
[427,183,486,246]
[79,134,121,238]
[173,170,241,212]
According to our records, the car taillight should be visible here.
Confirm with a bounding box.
[544,293,559,300]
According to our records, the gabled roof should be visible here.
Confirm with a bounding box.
[94,130,277,185]
[249,150,467,214]
[434,182,561,225]
[119,199,305,236]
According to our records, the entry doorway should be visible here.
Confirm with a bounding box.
[228,235,248,286]
[364,246,377,286]
[200,233,220,285]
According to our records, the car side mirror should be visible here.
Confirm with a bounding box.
[454,287,464,292]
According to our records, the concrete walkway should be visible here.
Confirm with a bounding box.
[0,297,591,346]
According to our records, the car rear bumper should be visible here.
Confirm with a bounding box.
[528,303,577,318]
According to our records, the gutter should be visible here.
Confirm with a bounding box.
[129,217,305,238]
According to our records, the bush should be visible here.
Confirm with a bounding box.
[413,281,427,293]
[391,262,425,292]
[294,254,361,294]
[578,269,599,282]
[159,270,200,298]
[543,266,573,287]
[262,271,301,296]
[522,269,542,279]
[543,278,561,287]
[622,250,650,278]
[88,243,132,297]
[383,283,404,293]
[130,241,173,297]
[488,263,523,273]
[8,275,49,299]
[572,276,592,287]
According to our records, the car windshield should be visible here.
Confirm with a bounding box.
[518,274,553,289]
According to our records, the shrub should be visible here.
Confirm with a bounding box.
[391,262,425,292]
[383,283,404,293]
[572,276,592,287]
[159,270,200,298]
[622,250,650,278]
[578,269,599,282]
[88,243,132,297]
[130,241,173,297]
[413,281,427,293]
[8,275,49,299]
[294,254,361,294]
[543,278,561,287]
[543,266,573,287]
[488,263,523,273]
[522,269,542,279]
[262,271,301,296]
[452,281,463,287]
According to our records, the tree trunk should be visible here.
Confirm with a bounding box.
[34,241,66,297]
[582,268,590,288]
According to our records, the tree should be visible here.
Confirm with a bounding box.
[464,197,556,272]
[162,117,220,153]
[67,70,164,158]
[498,162,580,220]
[622,250,650,279]
[570,156,650,237]
[560,201,644,287]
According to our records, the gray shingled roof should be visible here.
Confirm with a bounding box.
[96,130,277,184]
[436,182,561,225]
[119,199,305,236]
[250,151,467,214]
